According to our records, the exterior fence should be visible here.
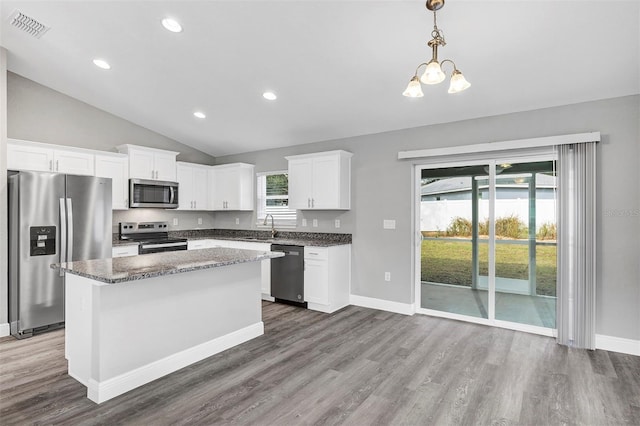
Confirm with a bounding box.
[420,199,556,232]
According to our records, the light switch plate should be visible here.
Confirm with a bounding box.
[173,218,178,226]
[197,217,202,225]
[383,219,396,229]
[312,219,318,227]
[302,218,307,227]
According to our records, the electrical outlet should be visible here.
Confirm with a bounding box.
[197,217,202,225]
[235,217,240,225]
[173,218,178,226]
[335,219,340,228]
[302,218,307,227]
[312,219,318,227]
[384,272,391,282]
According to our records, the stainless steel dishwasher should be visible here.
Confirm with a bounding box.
[270,244,306,307]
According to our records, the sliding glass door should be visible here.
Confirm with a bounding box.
[417,157,557,334]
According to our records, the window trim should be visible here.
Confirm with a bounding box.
[256,170,297,228]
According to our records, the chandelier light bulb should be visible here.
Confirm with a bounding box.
[447,70,471,93]
[420,60,446,85]
[403,76,424,98]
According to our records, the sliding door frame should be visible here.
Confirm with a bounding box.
[413,152,558,338]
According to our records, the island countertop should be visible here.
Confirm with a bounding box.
[51,247,284,284]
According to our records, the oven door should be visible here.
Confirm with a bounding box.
[130,179,179,209]
[138,241,187,254]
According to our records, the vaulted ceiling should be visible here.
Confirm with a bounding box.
[1,1,638,156]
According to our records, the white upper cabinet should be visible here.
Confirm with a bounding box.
[95,153,129,210]
[176,162,209,210]
[208,163,255,211]
[116,144,178,181]
[286,150,352,210]
[8,139,95,175]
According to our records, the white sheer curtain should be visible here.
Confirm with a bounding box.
[556,142,597,349]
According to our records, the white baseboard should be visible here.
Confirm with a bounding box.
[595,334,640,356]
[86,322,264,404]
[0,323,9,337]
[349,294,415,316]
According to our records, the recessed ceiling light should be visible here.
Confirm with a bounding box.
[92,59,111,70]
[162,18,182,33]
[263,92,277,101]
[193,111,206,119]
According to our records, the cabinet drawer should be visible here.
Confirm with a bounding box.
[304,246,328,260]
[188,240,215,250]
[112,245,139,258]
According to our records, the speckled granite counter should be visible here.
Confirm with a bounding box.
[52,247,283,284]
[112,229,351,247]
[176,229,351,247]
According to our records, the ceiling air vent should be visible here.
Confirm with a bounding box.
[8,10,50,39]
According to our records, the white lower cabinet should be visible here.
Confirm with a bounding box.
[304,245,351,313]
[112,245,139,258]
[188,239,272,299]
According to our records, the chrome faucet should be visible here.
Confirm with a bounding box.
[263,214,277,238]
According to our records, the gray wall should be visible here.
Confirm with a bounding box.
[7,72,215,165]
[217,95,640,342]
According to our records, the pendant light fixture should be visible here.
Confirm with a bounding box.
[403,0,470,97]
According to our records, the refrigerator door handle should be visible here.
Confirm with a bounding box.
[59,198,67,276]
[66,198,74,262]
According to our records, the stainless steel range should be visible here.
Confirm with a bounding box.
[119,222,187,254]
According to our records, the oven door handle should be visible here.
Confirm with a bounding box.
[141,242,187,249]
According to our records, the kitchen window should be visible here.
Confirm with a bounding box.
[257,171,297,227]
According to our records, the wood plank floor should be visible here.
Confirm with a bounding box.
[1,302,639,425]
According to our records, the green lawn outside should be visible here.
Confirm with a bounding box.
[421,239,557,296]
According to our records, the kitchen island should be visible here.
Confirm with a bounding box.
[52,247,283,404]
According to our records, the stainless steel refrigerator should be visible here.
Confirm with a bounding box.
[8,170,112,338]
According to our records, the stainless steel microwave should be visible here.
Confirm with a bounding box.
[129,179,179,209]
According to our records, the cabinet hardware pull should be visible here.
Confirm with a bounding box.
[312,198,315,208]
[308,198,311,208]
[49,160,53,171]
[56,160,59,171]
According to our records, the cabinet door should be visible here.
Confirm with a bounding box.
[95,154,129,209]
[176,164,194,210]
[7,144,53,172]
[304,258,329,305]
[288,158,313,209]
[192,166,209,210]
[211,167,235,210]
[128,149,156,179]
[310,156,339,209]
[154,152,177,181]
[54,150,95,175]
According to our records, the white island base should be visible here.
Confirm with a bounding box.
[65,261,263,404]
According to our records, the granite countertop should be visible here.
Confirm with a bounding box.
[51,247,284,284]
[112,229,352,247]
